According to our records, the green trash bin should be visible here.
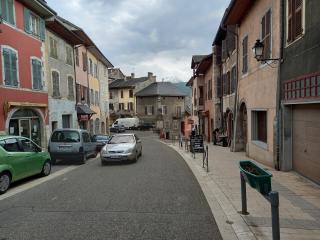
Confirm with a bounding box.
[239,160,273,195]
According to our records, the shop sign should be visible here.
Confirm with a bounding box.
[78,114,89,121]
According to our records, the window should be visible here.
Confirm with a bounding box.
[129,89,133,98]
[20,138,38,152]
[90,89,94,105]
[94,64,98,78]
[89,59,93,75]
[75,48,79,66]
[31,58,42,90]
[109,103,114,110]
[121,90,124,98]
[261,9,271,60]
[95,91,99,106]
[68,76,74,100]
[24,8,45,40]
[51,121,58,131]
[66,46,73,65]
[173,120,178,129]
[146,105,154,115]
[242,35,248,74]
[252,111,267,143]
[207,79,212,100]
[223,73,230,96]
[231,66,236,94]
[52,71,60,97]
[176,106,182,117]
[0,0,15,25]
[2,47,18,87]
[109,91,113,99]
[51,130,80,142]
[62,115,71,128]
[82,52,87,71]
[161,105,167,115]
[49,37,58,59]
[119,103,125,110]
[2,138,21,152]
[95,118,100,134]
[216,77,222,97]
[128,102,134,111]
[287,0,303,43]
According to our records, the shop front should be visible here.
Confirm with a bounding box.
[76,104,95,130]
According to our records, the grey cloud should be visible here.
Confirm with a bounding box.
[47,0,229,82]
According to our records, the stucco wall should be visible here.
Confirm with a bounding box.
[238,0,280,167]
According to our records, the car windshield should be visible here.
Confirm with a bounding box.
[94,135,110,141]
[51,131,80,143]
[108,135,134,144]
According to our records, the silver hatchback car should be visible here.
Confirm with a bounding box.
[100,133,142,164]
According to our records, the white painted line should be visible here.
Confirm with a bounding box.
[0,165,79,201]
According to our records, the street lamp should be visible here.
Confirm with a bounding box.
[252,39,280,62]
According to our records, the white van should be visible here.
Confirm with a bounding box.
[112,118,140,130]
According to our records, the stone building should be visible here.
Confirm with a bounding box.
[45,17,82,134]
[135,82,186,140]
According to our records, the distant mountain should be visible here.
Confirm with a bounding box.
[174,82,191,96]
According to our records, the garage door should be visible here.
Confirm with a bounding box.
[292,104,320,184]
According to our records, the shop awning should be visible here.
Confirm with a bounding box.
[76,104,96,115]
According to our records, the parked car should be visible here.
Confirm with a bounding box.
[92,134,110,152]
[0,136,51,194]
[100,133,142,164]
[48,129,97,165]
[110,124,126,133]
[138,122,154,131]
[112,117,140,130]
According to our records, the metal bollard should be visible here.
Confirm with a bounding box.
[240,173,249,215]
[269,191,280,240]
[206,145,208,172]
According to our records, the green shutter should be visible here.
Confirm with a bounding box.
[7,0,14,25]
[24,8,31,33]
[1,0,8,23]
[32,59,42,90]
[3,48,11,85]
[9,50,18,86]
[39,18,45,41]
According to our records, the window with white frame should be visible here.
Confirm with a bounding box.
[2,47,18,87]
[30,13,40,36]
[145,105,154,115]
[0,0,15,25]
[31,58,42,90]
[287,0,303,43]
[161,105,167,115]
[261,9,272,60]
[52,71,60,97]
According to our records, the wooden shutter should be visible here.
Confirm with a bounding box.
[144,106,147,115]
[287,0,293,42]
[39,18,45,41]
[3,48,11,86]
[32,59,42,89]
[242,36,248,73]
[68,76,74,99]
[217,77,222,97]
[82,52,87,71]
[10,50,18,86]
[24,8,31,33]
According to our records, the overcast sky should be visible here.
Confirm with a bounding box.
[46,0,229,82]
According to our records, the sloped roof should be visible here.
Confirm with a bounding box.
[191,55,208,68]
[135,82,186,97]
[109,77,149,89]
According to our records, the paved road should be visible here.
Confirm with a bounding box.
[0,132,222,240]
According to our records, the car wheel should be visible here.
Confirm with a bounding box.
[133,152,138,163]
[0,172,11,195]
[139,149,142,157]
[41,161,51,177]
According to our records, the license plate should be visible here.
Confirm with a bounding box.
[110,155,121,159]
[59,145,72,152]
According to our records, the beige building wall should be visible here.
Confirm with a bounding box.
[75,45,88,87]
[237,0,280,167]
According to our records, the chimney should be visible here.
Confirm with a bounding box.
[131,73,135,78]
[148,72,153,79]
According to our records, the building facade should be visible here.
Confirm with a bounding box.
[0,0,55,147]
[136,82,185,140]
[281,0,320,183]
[45,17,82,134]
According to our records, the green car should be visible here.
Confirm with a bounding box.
[0,135,51,194]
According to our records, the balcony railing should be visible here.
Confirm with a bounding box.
[284,73,320,101]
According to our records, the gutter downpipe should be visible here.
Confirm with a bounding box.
[221,24,239,152]
[275,0,285,170]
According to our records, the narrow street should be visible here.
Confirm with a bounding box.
[0,132,222,240]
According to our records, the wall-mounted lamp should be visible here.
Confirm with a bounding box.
[252,39,280,62]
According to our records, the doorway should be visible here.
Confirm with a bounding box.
[238,103,247,151]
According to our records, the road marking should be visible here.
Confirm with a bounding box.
[0,166,79,202]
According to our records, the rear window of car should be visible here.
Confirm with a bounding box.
[94,135,109,141]
[109,135,135,144]
[51,131,80,143]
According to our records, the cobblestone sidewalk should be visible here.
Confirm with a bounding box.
[161,139,320,240]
